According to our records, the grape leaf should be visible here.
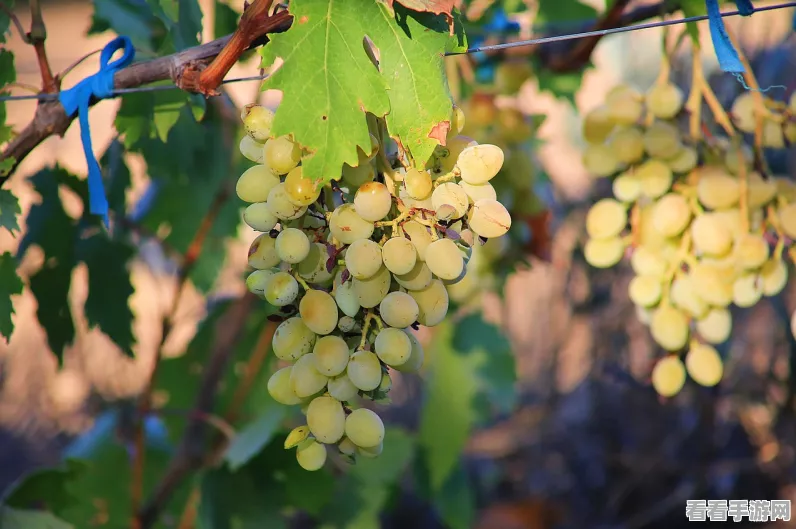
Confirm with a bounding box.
[88,0,168,54]
[0,0,14,39]
[432,463,475,529]
[533,61,586,105]
[0,508,73,529]
[680,0,706,43]
[0,188,20,235]
[223,397,287,471]
[387,0,456,19]
[260,0,464,181]
[0,252,22,341]
[0,49,16,146]
[2,460,87,513]
[214,0,240,38]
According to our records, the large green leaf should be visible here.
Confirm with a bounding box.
[0,252,21,340]
[0,508,74,529]
[260,0,465,181]
[2,460,87,513]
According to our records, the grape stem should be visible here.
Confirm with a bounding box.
[686,43,735,139]
[661,230,693,306]
[432,167,461,187]
[359,311,376,349]
[736,147,750,234]
[292,272,311,291]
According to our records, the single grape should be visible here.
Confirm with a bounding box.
[378,372,392,392]
[424,238,465,281]
[586,198,627,240]
[354,182,392,222]
[352,264,392,308]
[584,237,625,268]
[636,159,673,198]
[299,289,338,335]
[734,233,770,270]
[582,144,620,177]
[468,199,512,239]
[236,165,280,203]
[276,228,311,264]
[606,89,643,125]
[405,168,433,199]
[408,279,449,327]
[650,305,689,351]
[645,82,684,119]
[393,330,425,373]
[724,143,753,175]
[670,275,709,319]
[246,269,277,298]
[296,243,335,284]
[696,166,739,210]
[628,275,662,307]
[630,246,668,277]
[733,273,762,308]
[273,317,316,361]
[337,437,357,456]
[290,353,328,398]
[394,260,433,290]
[333,271,361,317]
[264,272,299,307]
[328,374,359,401]
[582,105,616,144]
[330,204,375,245]
[695,308,732,344]
[691,214,733,257]
[342,161,376,188]
[685,343,723,387]
[459,181,497,204]
[338,316,358,333]
[306,395,346,444]
[456,144,504,184]
[402,221,433,260]
[747,172,777,209]
[312,335,351,376]
[652,193,691,237]
[244,202,278,232]
[267,183,308,221]
[248,233,281,269]
[643,121,682,159]
[264,135,302,174]
[612,173,643,203]
[431,182,470,220]
[760,258,788,296]
[284,166,321,207]
[241,104,274,142]
[345,408,385,448]
[667,146,698,174]
[267,366,302,405]
[345,239,383,280]
[346,350,382,391]
[374,327,412,366]
[731,92,756,133]
[778,202,796,239]
[690,262,734,307]
[651,355,686,397]
[379,291,420,328]
[296,439,327,471]
[240,135,265,163]
[284,425,311,449]
[609,127,645,164]
[382,237,417,275]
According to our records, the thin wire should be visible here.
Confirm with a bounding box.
[0,1,795,102]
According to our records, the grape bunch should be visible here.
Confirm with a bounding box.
[237,104,512,470]
[580,80,796,398]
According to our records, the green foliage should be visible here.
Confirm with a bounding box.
[680,0,706,43]
[260,0,465,181]
[213,0,240,38]
[223,396,287,471]
[0,507,74,528]
[0,251,23,340]
[535,0,597,23]
[2,460,87,513]
[534,62,588,105]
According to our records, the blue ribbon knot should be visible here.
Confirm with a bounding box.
[706,0,754,74]
[58,36,135,226]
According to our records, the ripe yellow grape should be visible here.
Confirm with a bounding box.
[374,327,413,366]
[731,92,756,133]
[685,343,723,387]
[239,135,265,163]
[652,193,691,237]
[379,291,420,328]
[327,374,359,401]
[459,181,497,204]
[337,436,357,456]
[695,308,732,344]
[456,144,504,184]
[586,198,628,240]
[273,317,316,361]
[246,269,277,298]
[734,233,770,270]
[248,234,281,269]
[393,329,425,373]
[778,202,796,239]
[651,355,687,397]
[342,161,376,188]
[670,275,709,319]
[284,166,321,207]
[382,236,417,275]
[691,214,733,257]
[296,439,327,471]
[635,159,673,198]
[650,305,689,351]
[402,221,433,260]
[747,173,777,209]
[690,263,734,307]
[352,264,392,308]
[345,408,385,448]
[354,182,393,222]
[695,167,739,209]
[645,82,684,119]
[330,204,375,245]
[643,121,682,159]
[613,173,643,203]
[345,239,383,280]
[631,246,668,277]
[334,272,361,318]
[404,168,433,200]
[346,350,382,391]
[628,275,662,307]
[241,104,274,142]
[236,165,281,203]
[290,353,329,398]
[732,273,762,308]
[296,243,335,284]
[425,238,465,281]
[582,144,620,177]
[762,120,783,149]
[408,279,449,327]
[760,258,788,296]
[667,146,698,174]
[394,260,433,291]
[243,202,278,232]
[467,199,512,239]
[582,105,616,144]
[267,183,308,221]
[312,335,351,376]
[267,366,302,405]
[299,289,338,335]
[609,127,645,164]
[584,237,625,268]
[306,395,346,443]
[606,93,643,125]
[264,135,302,174]
[264,272,299,307]
[276,228,311,264]
[432,183,469,219]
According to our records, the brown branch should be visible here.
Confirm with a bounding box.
[28,0,57,92]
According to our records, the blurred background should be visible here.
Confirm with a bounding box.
[2,0,796,528]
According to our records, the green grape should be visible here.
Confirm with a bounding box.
[290,353,329,398]
[606,88,643,125]
[236,165,280,203]
[342,161,376,188]
[273,317,316,361]
[695,308,732,344]
[394,260,433,290]
[731,92,756,133]
[276,228,311,264]
[264,272,299,307]
[630,246,668,277]
[667,146,698,174]
[459,181,497,204]
[267,366,302,405]
[345,239,383,280]
[584,237,625,268]
[723,143,753,175]
[609,127,645,164]
[358,442,383,458]
[346,350,382,391]
[354,182,393,222]
[582,105,616,144]
[645,82,684,119]
[467,199,512,239]
[299,289,338,335]
[685,343,723,387]
[344,408,385,448]
[424,238,464,281]
[284,166,321,207]
[241,104,274,142]
[670,275,709,319]
[652,193,691,237]
[297,243,335,284]
[696,166,739,209]
[582,144,620,177]
[691,214,733,257]
[690,262,734,307]
[643,121,682,159]
[393,329,425,373]
[338,316,358,333]
[284,425,310,449]
[352,264,392,308]
[373,328,410,368]
[378,372,392,392]
[296,439,327,471]
[613,173,643,203]
[778,202,796,239]
[747,172,777,209]
[248,234,280,269]
[405,168,433,199]
[337,437,357,456]
[306,395,346,444]
[333,271,361,318]
[651,355,686,397]
[586,198,627,240]
[408,279,449,327]
[628,275,662,307]
[330,204,375,245]
[328,374,358,401]
[733,273,762,307]
[246,269,277,298]
[450,105,466,136]
[243,202,278,232]
[264,135,302,174]
[636,159,673,198]
[456,144,504,185]
[760,258,788,296]
[650,305,689,351]
[402,221,433,260]
[267,183,308,221]
[312,335,351,376]
[431,182,469,219]
[240,135,265,163]
[382,237,417,275]
[379,291,420,328]
[436,136,478,175]
[734,233,770,270]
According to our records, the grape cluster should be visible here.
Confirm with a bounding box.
[580,81,796,398]
[237,104,512,470]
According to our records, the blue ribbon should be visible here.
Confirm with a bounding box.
[58,36,135,226]
[705,0,754,74]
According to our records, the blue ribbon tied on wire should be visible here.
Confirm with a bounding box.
[705,0,754,74]
[59,36,135,227]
